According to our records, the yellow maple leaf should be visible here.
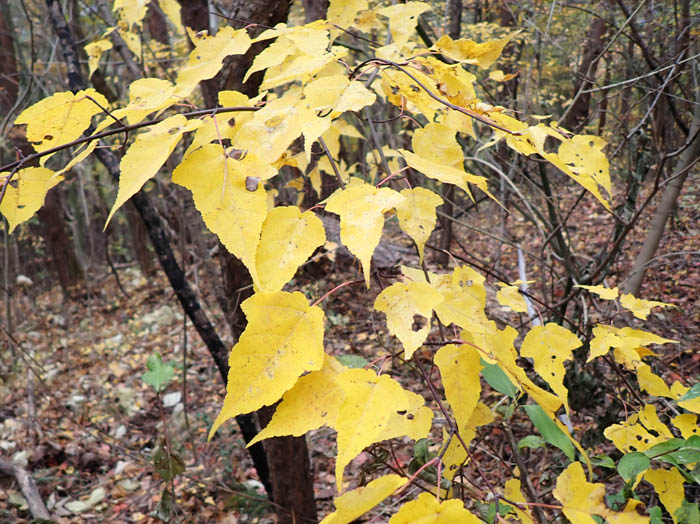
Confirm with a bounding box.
[320,474,407,524]
[106,115,201,227]
[0,167,62,233]
[325,178,404,286]
[575,284,619,300]
[435,344,482,433]
[520,323,582,413]
[255,206,326,292]
[175,27,251,97]
[620,293,674,320]
[554,463,648,524]
[334,369,410,490]
[433,34,511,68]
[374,281,443,359]
[395,187,443,263]
[248,355,347,446]
[377,2,431,48]
[389,492,481,523]
[496,284,528,313]
[15,89,108,161]
[209,291,325,437]
[173,144,274,283]
[644,468,684,524]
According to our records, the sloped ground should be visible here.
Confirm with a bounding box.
[0,175,698,523]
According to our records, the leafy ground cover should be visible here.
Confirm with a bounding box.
[1,174,697,523]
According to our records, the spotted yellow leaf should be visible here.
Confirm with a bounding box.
[255,206,326,292]
[389,492,481,523]
[374,281,443,359]
[84,39,112,77]
[672,414,699,439]
[209,291,325,437]
[645,468,684,524]
[433,34,511,68]
[327,0,368,38]
[15,89,108,161]
[496,284,528,313]
[637,364,672,398]
[173,144,273,283]
[604,404,673,453]
[395,187,443,262]
[620,293,674,320]
[435,344,482,433]
[321,474,407,524]
[520,323,581,413]
[106,115,201,227]
[325,178,404,286]
[0,167,62,233]
[113,0,148,29]
[588,325,676,365]
[375,389,432,443]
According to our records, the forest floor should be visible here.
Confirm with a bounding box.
[0,176,698,523]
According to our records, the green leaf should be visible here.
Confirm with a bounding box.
[590,454,616,469]
[153,444,185,482]
[675,382,700,402]
[686,435,700,449]
[617,452,650,481]
[142,352,175,393]
[156,487,176,522]
[336,354,370,369]
[644,438,685,458]
[517,435,546,450]
[676,500,700,524]
[480,359,518,399]
[522,404,575,461]
[648,506,664,524]
[667,448,700,465]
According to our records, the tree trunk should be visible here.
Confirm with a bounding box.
[623,87,700,295]
[179,2,317,521]
[0,3,19,117]
[302,0,329,22]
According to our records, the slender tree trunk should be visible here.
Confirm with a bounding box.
[624,87,700,295]
[302,0,329,22]
[0,4,19,117]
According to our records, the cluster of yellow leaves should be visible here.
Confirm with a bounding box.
[4,1,696,522]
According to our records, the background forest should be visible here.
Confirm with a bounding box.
[0,0,698,523]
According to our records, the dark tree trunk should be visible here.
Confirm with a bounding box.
[0,4,19,116]
[302,0,329,22]
[179,2,318,521]
[124,201,157,277]
[147,3,170,45]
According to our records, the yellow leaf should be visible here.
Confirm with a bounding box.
[395,188,443,263]
[505,479,535,524]
[327,0,368,38]
[588,325,676,365]
[433,34,511,68]
[173,144,273,282]
[496,284,528,313]
[334,369,410,490]
[554,463,648,524]
[576,284,619,300]
[399,149,493,202]
[106,115,200,227]
[320,474,407,524]
[255,206,326,292]
[0,167,62,233]
[377,2,431,48]
[209,291,325,437]
[644,468,684,524]
[261,48,346,90]
[637,364,672,398]
[244,36,297,83]
[441,428,466,481]
[435,344,482,433]
[15,89,108,159]
[412,122,464,169]
[433,266,486,330]
[325,179,404,286]
[374,281,443,359]
[520,323,581,413]
[375,389,432,443]
[672,414,699,439]
[120,78,177,124]
[605,405,672,453]
[84,39,112,77]
[113,0,148,29]
[249,355,347,445]
[175,27,251,97]
[304,75,376,114]
[672,382,700,414]
[389,492,481,523]
[381,67,442,120]
[156,0,183,33]
[620,293,674,320]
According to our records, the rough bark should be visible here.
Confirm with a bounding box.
[302,0,329,22]
[624,88,700,295]
[44,0,268,493]
[0,4,19,116]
